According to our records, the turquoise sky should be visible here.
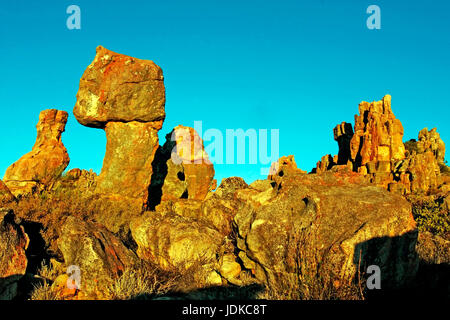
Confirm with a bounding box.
[1,0,449,184]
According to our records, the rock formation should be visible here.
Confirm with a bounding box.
[58,216,138,299]
[73,46,165,205]
[0,209,29,299]
[148,125,216,208]
[0,180,15,206]
[350,95,406,170]
[234,167,418,293]
[417,128,446,165]
[314,95,448,197]
[130,211,226,287]
[3,109,70,197]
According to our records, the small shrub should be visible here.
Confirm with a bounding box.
[413,199,450,238]
[108,262,178,300]
[30,280,60,300]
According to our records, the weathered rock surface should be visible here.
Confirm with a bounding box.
[268,155,306,185]
[73,46,166,206]
[73,46,165,128]
[3,109,70,197]
[58,216,138,299]
[96,121,161,203]
[0,180,15,206]
[0,209,29,300]
[417,128,446,165]
[350,95,406,169]
[234,170,419,292]
[130,211,226,286]
[334,122,354,165]
[148,125,216,207]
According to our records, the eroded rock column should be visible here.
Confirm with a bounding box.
[3,109,70,196]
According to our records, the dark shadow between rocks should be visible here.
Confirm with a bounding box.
[134,283,265,300]
[353,231,449,300]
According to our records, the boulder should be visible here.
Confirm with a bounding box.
[234,170,418,293]
[73,46,165,128]
[0,209,29,300]
[0,180,15,206]
[3,109,70,196]
[148,125,216,207]
[333,122,354,165]
[130,211,226,286]
[57,216,138,299]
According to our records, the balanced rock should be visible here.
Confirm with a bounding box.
[0,209,29,300]
[73,46,166,205]
[3,109,70,196]
[74,46,165,128]
[58,216,138,299]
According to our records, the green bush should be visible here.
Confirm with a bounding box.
[412,199,450,238]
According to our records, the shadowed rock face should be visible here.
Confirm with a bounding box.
[73,46,166,206]
[73,46,165,128]
[0,209,29,300]
[57,216,138,299]
[149,125,216,205]
[3,109,70,196]
[96,121,161,202]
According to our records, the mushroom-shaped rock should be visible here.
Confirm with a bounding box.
[3,109,70,196]
[73,47,166,205]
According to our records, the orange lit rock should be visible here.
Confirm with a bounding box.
[3,109,70,196]
[74,46,165,128]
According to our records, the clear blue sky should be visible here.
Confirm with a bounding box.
[1,0,449,185]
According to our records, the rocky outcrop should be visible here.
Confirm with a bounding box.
[0,180,15,206]
[148,125,216,208]
[0,209,29,300]
[57,216,138,299]
[417,128,446,165]
[234,169,419,292]
[3,109,70,197]
[350,95,406,169]
[268,155,306,185]
[334,122,354,165]
[130,211,229,286]
[73,46,165,205]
